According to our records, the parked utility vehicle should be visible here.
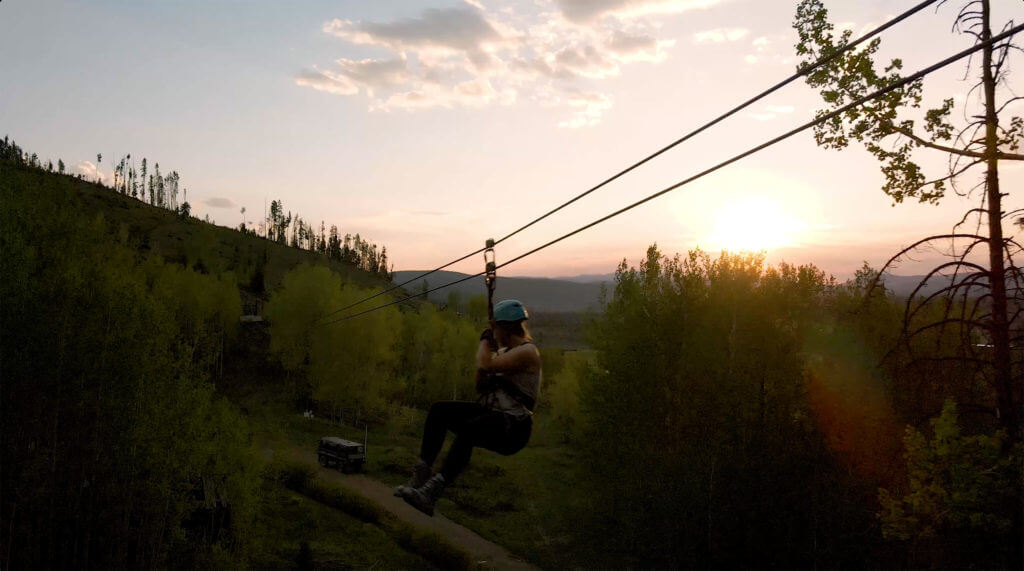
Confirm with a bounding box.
[317,437,366,473]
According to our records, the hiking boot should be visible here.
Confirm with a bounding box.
[393,460,432,497]
[400,473,446,516]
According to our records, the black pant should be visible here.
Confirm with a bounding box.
[420,401,532,483]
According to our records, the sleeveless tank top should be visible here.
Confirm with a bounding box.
[481,342,542,418]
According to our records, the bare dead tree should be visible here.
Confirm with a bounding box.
[796,0,1023,440]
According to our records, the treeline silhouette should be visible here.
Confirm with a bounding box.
[261,198,391,279]
[0,136,392,281]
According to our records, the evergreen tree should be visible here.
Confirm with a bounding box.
[268,200,282,242]
[328,225,341,260]
[139,158,147,203]
[153,163,164,208]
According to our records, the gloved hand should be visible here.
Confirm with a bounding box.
[480,328,494,343]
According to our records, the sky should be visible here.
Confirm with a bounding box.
[1,0,1021,280]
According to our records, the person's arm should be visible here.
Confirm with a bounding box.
[475,330,497,393]
[476,329,496,370]
[478,342,540,373]
[476,343,491,369]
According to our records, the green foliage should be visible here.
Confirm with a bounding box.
[546,351,593,441]
[0,161,257,568]
[878,400,1022,567]
[265,265,402,416]
[383,403,424,439]
[466,294,488,323]
[578,245,877,568]
[388,519,473,571]
[149,260,241,353]
[396,303,479,408]
[794,0,955,204]
[248,472,433,569]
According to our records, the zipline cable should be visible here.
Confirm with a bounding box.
[310,0,939,324]
[315,21,1023,327]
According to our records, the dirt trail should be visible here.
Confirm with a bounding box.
[299,451,537,570]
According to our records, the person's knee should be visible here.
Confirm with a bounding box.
[427,401,449,419]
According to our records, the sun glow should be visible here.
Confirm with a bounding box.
[707,198,803,252]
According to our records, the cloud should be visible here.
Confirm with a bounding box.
[324,7,501,52]
[335,57,411,93]
[204,197,237,209]
[555,0,719,23]
[743,34,795,67]
[74,160,111,184]
[378,77,513,110]
[748,104,794,121]
[553,44,620,78]
[692,27,748,43]
[323,5,503,70]
[606,31,674,62]
[298,0,704,126]
[295,69,357,95]
[558,91,613,128]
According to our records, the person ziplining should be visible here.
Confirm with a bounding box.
[395,243,542,516]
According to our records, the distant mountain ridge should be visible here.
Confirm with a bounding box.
[554,273,616,284]
[392,270,606,313]
[394,270,975,312]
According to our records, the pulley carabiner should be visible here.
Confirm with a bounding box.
[484,238,496,321]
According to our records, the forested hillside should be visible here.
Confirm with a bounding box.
[0,145,487,568]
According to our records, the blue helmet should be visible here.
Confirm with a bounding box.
[494,299,529,322]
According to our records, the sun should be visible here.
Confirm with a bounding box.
[707,198,802,252]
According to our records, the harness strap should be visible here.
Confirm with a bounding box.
[489,342,538,412]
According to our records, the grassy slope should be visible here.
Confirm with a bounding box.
[250,482,436,570]
[240,381,589,570]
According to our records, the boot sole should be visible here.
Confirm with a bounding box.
[400,490,435,516]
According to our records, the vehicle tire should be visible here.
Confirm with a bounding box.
[318,454,328,467]
[351,460,365,473]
